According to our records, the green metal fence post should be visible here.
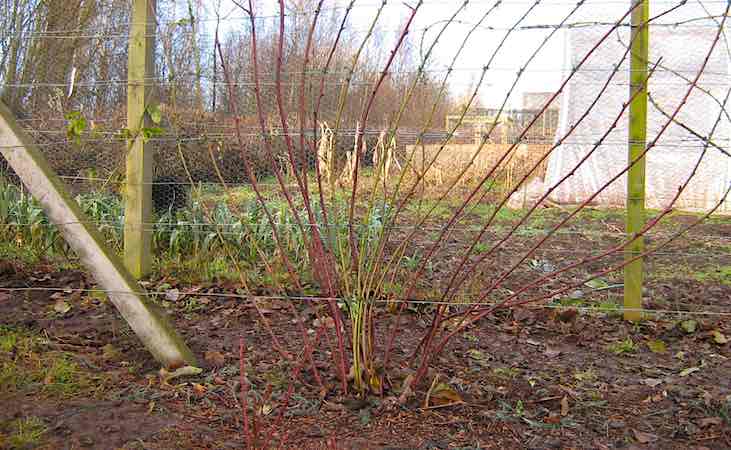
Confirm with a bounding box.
[624,0,649,322]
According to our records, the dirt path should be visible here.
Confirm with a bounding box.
[1,261,729,449]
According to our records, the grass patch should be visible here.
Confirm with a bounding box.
[0,417,47,449]
[469,204,523,223]
[156,254,243,284]
[596,300,622,317]
[0,242,43,265]
[407,200,452,220]
[492,367,521,379]
[0,326,92,398]
[607,338,637,355]
[694,265,731,285]
[575,208,625,222]
[573,368,598,383]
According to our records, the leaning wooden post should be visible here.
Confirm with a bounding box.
[0,102,196,368]
[125,0,156,278]
[624,0,649,322]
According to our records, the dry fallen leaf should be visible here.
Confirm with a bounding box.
[428,382,464,407]
[641,391,666,404]
[160,365,203,385]
[646,339,667,354]
[53,299,71,314]
[642,378,663,387]
[204,350,226,368]
[679,366,700,377]
[710,330,728,345]
[697,417,723,428]
[192,383,206,395]
[633,429,658,444]
[560,396,570,416]
[259,403,273,416]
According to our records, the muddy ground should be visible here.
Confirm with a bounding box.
[1,211,730,449]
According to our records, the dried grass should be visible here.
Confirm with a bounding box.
[404,143,552,194]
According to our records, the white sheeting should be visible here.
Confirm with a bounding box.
[541,4,731,212]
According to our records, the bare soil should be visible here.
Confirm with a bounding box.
[1,212,730,449]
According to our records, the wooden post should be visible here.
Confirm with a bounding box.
[0,102,196,368]
[624,0,649,322]
[125,0,156,278]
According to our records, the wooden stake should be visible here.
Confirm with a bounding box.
[0,102,196,368]
[124,0,156,278]
[624,0,649,322]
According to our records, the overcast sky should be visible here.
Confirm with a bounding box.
[179,0,729,108]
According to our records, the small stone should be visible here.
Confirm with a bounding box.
[608,419,626,429]
[570,289,584,299]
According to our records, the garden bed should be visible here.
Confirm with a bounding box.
[1,210,730,449]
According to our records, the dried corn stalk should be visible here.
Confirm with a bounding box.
[372,130,398,183]
[340,122,360,185]
[317,122,335,189]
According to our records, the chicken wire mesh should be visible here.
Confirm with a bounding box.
[0,1,568,211]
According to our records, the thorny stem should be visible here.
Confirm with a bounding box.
[361,0,471,312]
[215,38,301,290]
[407,31,651,367]
[443,23,652,306]
[409,55,659,366]
[232,0,349,392]
[309,0,355,249]
[385,0,633,376]
[402,2,644,379]
[239,337,253,449]
[409,1,730,389]
[381,0,547,362]
[215,21,333,387]
[380,0,504,374]
[400,0,640,308]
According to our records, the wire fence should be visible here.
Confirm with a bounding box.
[1,0,730,356]
[4,2,731,428]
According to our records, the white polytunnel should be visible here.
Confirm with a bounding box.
[532,2,731,212]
